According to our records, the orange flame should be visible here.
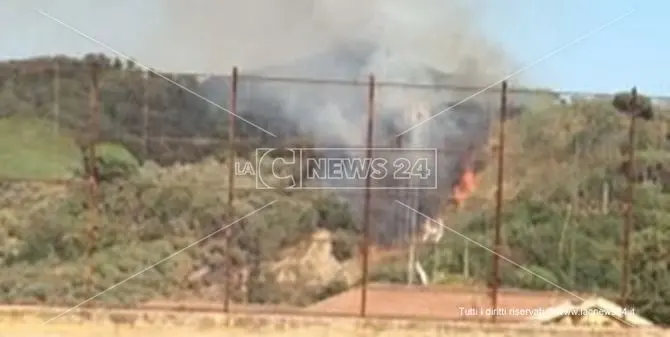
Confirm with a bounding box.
[452,169,476,208]
[451,149,477,209]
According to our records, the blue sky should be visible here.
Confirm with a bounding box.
[482,1,666,95]
[2,1,667,96]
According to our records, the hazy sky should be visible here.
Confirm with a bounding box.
[2,1,667,95]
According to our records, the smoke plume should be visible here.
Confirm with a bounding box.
[145,0,512,77]
[148,0,515,244]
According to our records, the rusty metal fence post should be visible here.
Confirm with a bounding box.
[360,74,376,317]
[142,69,149,159]
[52,61,60,136]
[85,59,102,298]
[490,80,507,322]
[223,66,238,313]
[620,87,638,312]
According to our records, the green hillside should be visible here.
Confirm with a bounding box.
[1,54,670,324]
[0,117,81,179]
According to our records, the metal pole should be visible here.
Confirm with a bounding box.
[406,104,423,286]
[360,74,375,317]
[621,87,637,312]
[396,132,415,286]
[395,134,405,247]
[86,59,102,295]
[407,190,417,286]
[142,70,149,159]
[87,61,101,208]
[223,67,238,313]
[52,61,60,136]
[491,80,507,322]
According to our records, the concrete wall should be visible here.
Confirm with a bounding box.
[0,305,667,337]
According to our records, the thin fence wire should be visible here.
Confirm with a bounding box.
[1,57,667,322]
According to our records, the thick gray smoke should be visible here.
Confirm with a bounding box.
[148,0,512,76]
[150,0,515,244]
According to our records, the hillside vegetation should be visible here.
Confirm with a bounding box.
[1,54,670,324]
[0,117,81,179]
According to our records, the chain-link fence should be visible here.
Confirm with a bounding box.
[2,55,669,324]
